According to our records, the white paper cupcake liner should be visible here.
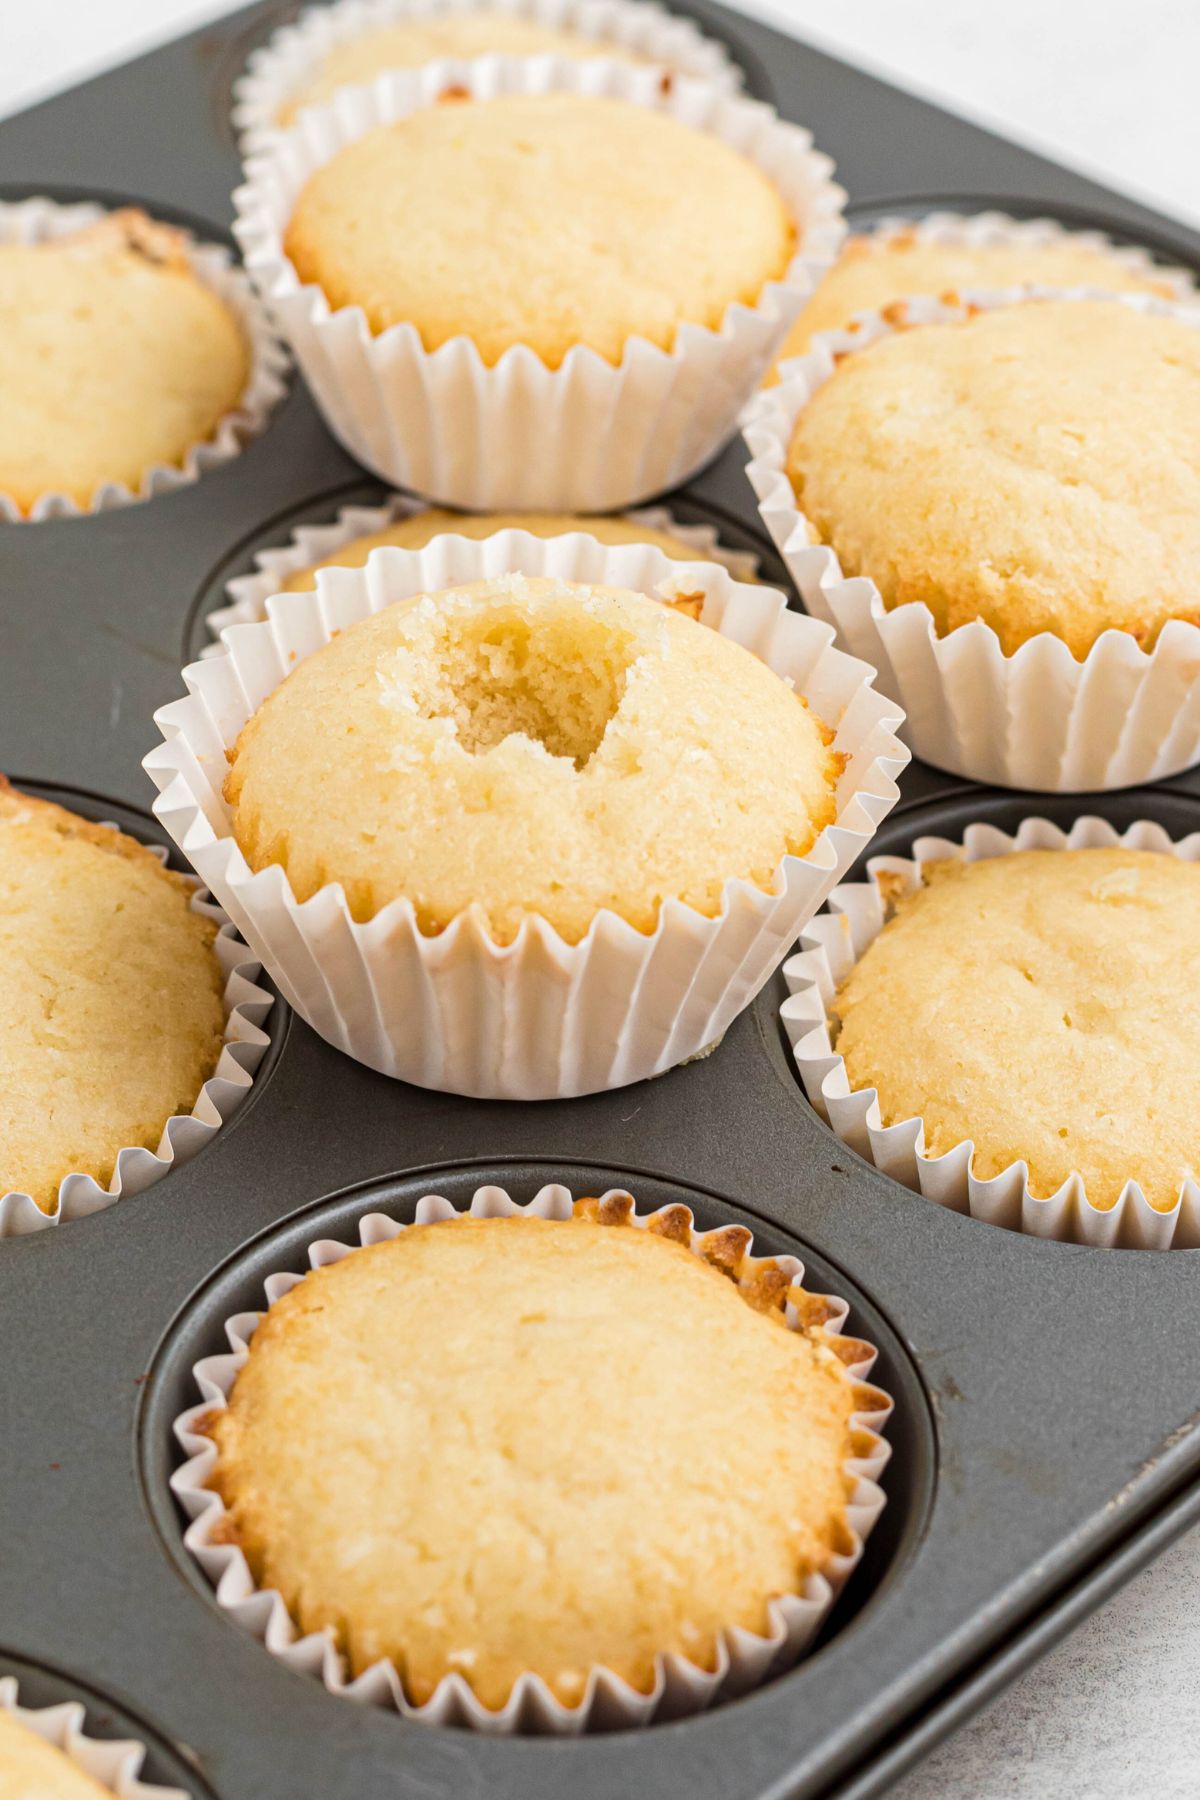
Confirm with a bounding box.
[0,829,273,1237]
[207,496,762,641]
[744,284,1200,792]
[145,533,907,1099]
[782,814,1200,1250]
[233,0,742,154]
[234,56,844,511]
[0,198,288,523]
[809,207,1199,307]
[0,1675,188,1797]
[171,1181,892,1732]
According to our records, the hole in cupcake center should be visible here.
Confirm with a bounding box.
[412,608,636,768]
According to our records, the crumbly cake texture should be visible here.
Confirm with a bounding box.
[224,574,839,944]
[280,510,730,592]
[283,94,795,367]
[764,227,1173,378]
[0,208,249,513]
[785,299,1200,657]
[0,779,226,1211]
[0,1713,111,1799]
[277,15,638,126]
[832,847,1200,1211]
[207,1204,862,1709]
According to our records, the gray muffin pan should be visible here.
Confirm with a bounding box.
[1,4,1199,1797]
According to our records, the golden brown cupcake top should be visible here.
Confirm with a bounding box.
[833,847,1200,1210]
[0,779,225,1210]
[207,1199,868,1709]
[0,208,249,513]
[284,93,795,366]
[224,575,839,943]
[786,298,1200,656]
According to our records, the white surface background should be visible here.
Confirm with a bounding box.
[4,1,1199,1794]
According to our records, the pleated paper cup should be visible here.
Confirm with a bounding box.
[145,532,907,1099]
[0,1675,188,1798]
[782,815,1200,1250]
[233,55,844,511]
[0,832,273,1237]
[171,1181,892,1732]
[0,198,288,523]
[233,0,742,153]
[744,285,1200,792]
[207,497,762,641]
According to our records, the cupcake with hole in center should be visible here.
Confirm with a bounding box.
[147,535,906,1099]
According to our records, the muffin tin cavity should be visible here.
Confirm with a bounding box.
[0,1652,217,1798]
[138,1164,936,1706]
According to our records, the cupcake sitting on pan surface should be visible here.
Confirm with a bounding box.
[0,208,249,515]
[283,92,795,366]
[0,780,225,1212]
[763,222,1179,380]
[201,1200,875,1712]
[274,509,751,593]
[274,12,639,126]
[831,847,1200,1213]
[224,574,839,944]
[785,298,1200,658]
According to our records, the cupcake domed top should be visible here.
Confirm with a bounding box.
[786,298,1200,656]
[0,781,225,1212]
[832,846,1200,1210]
[224,574,839,943]
[283,93,796,366]
[0,208,249,514]
[205,1207,863,1709]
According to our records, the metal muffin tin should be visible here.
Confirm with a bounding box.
[1,4,1199,1795]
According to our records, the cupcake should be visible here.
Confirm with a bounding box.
[0,1712,112,1798]
[225,575,838,943]
[783,817,1200,1249]
[146,535,906,1099]
[235,58,842,509]
[762,213,1187,382]
[209,503,761,640]
[0,1685,182,1800]
[275,509,756,593]
[0,780,271,1233]
[0,204,283,519]
[745,290,1200,790]
[233,0,739,152]
[174,1185,891,1727]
